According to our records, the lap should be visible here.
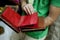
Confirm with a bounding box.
[19,32,46,40]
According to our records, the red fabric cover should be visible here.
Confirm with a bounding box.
[1,7,38,32]
[1,7,21,32]
[1,7,21,27]
[20,13,38,29]
[18,13,38,28]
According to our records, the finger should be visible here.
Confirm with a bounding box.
[27,4,33,14]
[23,6,29,14]
[30,5,34,14]
[28,6,32,14]
[28,4,34,14]
[25,5,31,15]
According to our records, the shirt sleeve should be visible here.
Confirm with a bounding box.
[51,0,60,7]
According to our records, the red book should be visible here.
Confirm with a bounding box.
[21,17,45,32]
[1,7,38,32]
[1,7,21,32]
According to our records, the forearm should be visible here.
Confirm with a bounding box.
[49,5,60,20]
[45,5,60,26]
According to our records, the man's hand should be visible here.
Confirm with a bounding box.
[22,4,34,15]
[38,17,53,29]
[21,0,34,14]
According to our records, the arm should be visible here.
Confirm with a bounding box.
[44,0,60,27]
[38,0,60,29]
[45,5,60,27]
[38,5,60,29]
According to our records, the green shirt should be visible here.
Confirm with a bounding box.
[24,0,60,39]
[0,0,60,39]
[25,0,49,39]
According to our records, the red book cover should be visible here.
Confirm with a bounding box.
[1,7,21,32]
[21,17,45,32]
[1,6,38,32]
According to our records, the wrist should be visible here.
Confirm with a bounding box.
[44,16,54,26]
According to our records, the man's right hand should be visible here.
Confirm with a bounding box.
[22,4,34,15]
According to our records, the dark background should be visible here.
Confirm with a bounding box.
[0,0,17,6]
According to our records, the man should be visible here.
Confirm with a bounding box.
[19,0,60,40]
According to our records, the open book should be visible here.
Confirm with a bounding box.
[0,6,45,33]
